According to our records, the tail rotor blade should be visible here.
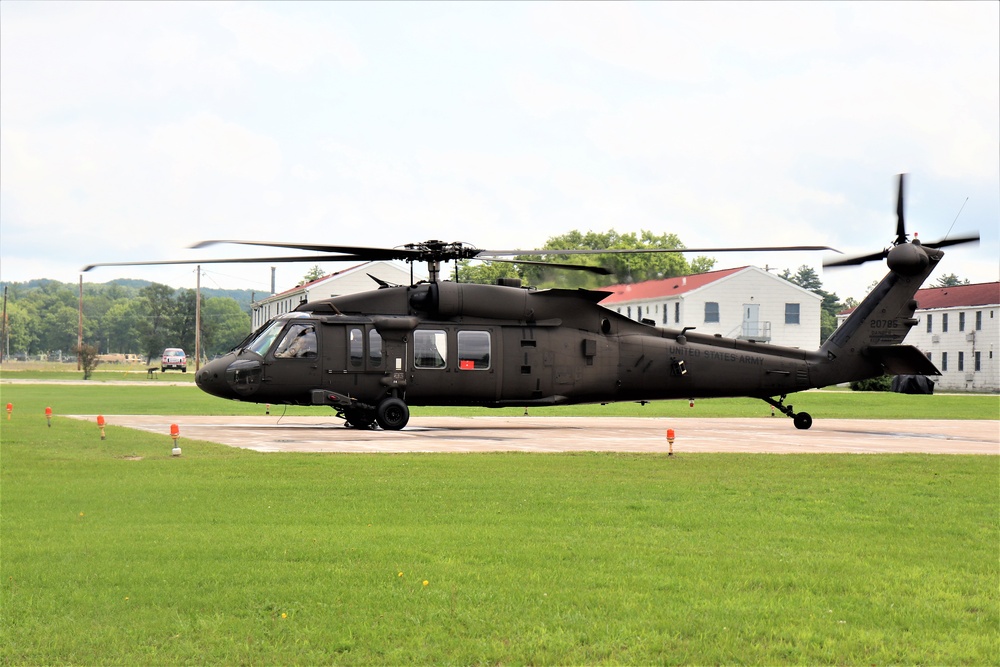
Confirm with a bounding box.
[823,249,889,269]
[895,173,907,245]
[922,231,980,250]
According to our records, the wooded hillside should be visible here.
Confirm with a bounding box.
[0,279,253,362]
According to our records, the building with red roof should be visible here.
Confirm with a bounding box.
[837,281,999,392]
[251,261,417,329]
[600,265,823,349]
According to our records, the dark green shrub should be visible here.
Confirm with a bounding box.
[850,374,893,392]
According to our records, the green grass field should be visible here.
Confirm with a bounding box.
[1,379,998,420]
[1,381,998,664]
[1,364,199,383]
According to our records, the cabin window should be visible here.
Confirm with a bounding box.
[273,323,317,358]
[368,329,383,367]
[458,331,491,370]
[349,328,364,367]
[414,329,447,369]
[976,311,982,330]
[942,314,949,332]
[704,302,719,323]
[785,303,800,325]
[941,352,948,371]
[975,351,982,371]
[959,312,966,331]
[926,314,933,333]
[958,351,965,372]
[674,302,680,324]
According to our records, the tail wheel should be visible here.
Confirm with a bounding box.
[376,397,409,431]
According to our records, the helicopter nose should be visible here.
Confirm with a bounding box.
[196,353,263,400]
[195,355,235,399]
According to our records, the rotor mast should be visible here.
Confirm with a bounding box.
[404,240,475,284]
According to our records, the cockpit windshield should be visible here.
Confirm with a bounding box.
[245,313,310,356]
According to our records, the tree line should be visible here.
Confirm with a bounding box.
[1,279,251,362]
[457,229,717,288]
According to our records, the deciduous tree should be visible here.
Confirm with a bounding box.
[780,265,844,342]
[76,343,100,380]
[517,229,715,288]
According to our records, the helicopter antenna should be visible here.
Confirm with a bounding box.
[942,196,969,242]
[367,273,392,288]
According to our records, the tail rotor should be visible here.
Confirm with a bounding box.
[824,173,979,270]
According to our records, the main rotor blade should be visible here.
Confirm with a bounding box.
[823,250,889,268]
[479,245,839,258]
[921,231,980,249]
[191,239,422,261]
[82,254,372,272]
[485,257,613,275]
[895,173,907,244]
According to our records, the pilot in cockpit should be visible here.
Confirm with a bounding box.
[274,324,317,358]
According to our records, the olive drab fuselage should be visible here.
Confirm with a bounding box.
[196,245,944,431]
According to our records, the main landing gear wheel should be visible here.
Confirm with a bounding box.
[376,397,409,431]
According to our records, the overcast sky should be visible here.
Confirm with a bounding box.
[1,1,997,302]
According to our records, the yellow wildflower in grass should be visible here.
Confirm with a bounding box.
[398,571,403,577]
[281,613,287,619]
[422,580,429,587]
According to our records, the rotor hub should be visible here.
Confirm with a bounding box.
[403,240,480,263]
[886,242,929,276]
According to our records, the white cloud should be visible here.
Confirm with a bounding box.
[218,3,364,74]
[150,113,283,185]
[508,71,606,120]
[1,0,996,302]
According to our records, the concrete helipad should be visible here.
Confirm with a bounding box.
[69,415,999,454]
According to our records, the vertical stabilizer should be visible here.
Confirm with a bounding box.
[816,248,942,385]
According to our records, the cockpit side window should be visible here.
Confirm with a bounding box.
[273,323,317,358]
[246,320,286,356]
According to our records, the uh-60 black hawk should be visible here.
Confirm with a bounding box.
[85,174,978,431]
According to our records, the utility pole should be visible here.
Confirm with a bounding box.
[1,285,8,364]
[195,265,201,371]
[77,275,83,370]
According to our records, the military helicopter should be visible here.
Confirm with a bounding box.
[84,174,977,430]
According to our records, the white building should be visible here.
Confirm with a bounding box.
[601,266,823,349]
[838,281,999,392]
[251,261,416,329]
